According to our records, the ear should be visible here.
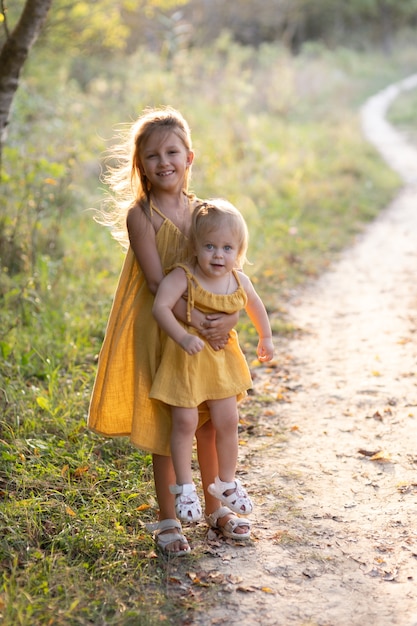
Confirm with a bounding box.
[186,150,194,167]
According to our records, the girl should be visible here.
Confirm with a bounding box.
[88,107,249,555]
[151,200,274,523]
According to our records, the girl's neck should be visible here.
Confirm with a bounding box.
[150,190,190,233]
[150,189,185,212]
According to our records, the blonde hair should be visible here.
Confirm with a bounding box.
[189,199,249,268]
[97,106,194,247]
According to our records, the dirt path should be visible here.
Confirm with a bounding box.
[180,76,417,626]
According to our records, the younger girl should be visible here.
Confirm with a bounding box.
[88,108,246,555]
[151,200,274,523]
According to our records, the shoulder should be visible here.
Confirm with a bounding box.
[127,202,154,238]
[127,202,146,227]
[235,270,258,297]
[234,269,251,289]
[166,265,188,282]
[161,265,188,291]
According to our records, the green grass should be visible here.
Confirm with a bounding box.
[387,83,417,145]
[1,37,417,624]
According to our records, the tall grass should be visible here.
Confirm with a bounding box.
[1,37,417,624]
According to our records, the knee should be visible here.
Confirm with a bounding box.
[220,411,239,434]
[172,412,198,438]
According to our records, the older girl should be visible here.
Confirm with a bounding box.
[88,108,249,554]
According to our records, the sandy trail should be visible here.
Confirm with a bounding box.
[186,75,417,626]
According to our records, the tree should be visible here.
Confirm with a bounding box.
[0,0,53,164]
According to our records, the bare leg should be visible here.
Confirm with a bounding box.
[152,453,189,553]
[196,417,249,536]
[208,397,239,482]
[195,418,219,511]
[171,406,198,485]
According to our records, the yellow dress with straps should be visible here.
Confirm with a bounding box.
[88,203,209,456]
[149,264,252,408]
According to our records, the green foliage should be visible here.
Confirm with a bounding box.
[1,37,417,624]
[386,86,417,144]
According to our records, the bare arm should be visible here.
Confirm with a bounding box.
[240,273,274,362]
[153,268,205,355]
[126,205,163,295]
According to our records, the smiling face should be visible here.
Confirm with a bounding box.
[139,129,194,195]
[194,223,240,279]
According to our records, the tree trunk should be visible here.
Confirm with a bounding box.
[0,0,53,162]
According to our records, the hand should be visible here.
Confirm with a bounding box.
[257,338,274,362]
[199,318,230,350]
[199,311,238,346]
[206,335,230,351]
[180,333,205,355]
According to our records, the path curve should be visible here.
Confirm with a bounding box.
[191,76,417,626]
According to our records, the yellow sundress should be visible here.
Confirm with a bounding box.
[88,203,208,456]
[149,264,252,408]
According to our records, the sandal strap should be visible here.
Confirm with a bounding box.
[154,518,182,533]
[214,477,239,491]
[205,506,234,528]
[169,483,196,495]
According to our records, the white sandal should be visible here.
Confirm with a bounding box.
[169,483,202,522]
[148,519,191,556]
[205,506,251,541]
[207,476,253,515]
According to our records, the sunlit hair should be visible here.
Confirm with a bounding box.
[96,106,194,248]
[189,199,249,269]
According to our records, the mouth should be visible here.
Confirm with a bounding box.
[158,170,174,177]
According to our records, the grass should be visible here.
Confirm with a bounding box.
[387,83,417,144]
[1,36,417,624]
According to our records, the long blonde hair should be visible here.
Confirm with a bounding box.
[97,106,194,248]
[189,199,249,269]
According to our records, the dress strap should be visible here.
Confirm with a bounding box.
[232,268,243,287]
[149,200,165,219]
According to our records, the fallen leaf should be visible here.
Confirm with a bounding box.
[237,585,257,593]
[136,503,151,511]
[146,550,158,559]
[370,450,391,462]
[73,465,89,478]
[358,448,381,457]
[65,506,76,517]
[168,576,183,584]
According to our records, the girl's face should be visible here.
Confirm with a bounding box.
[140,129,193,194]
[195,224,239,279]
